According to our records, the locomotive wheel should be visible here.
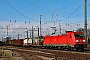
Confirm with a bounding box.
[80,48,84,52]
[76,48,79,51]
[67,46,71,51]
[60,46,63,50]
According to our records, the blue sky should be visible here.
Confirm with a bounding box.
[0,0,90,40]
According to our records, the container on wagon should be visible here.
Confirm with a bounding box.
[23,38,32,46]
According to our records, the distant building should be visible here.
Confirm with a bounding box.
[4,36,11,44]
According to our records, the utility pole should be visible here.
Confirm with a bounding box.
[2,37,3,42]
[59,23,61,34]
[32,26,33,45]
[27,30,29,45]
[38,27,39,45]
[38,28,39,37]
[7,26,8,36]
[84,0,88,45]
[39,14,42,36]
[30,30,31,38]
[13,36,14,40]
[18,34,19,40]
[27,30,28,39]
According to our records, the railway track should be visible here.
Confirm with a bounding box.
[2,46,90,60]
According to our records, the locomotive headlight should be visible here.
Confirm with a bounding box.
[82,40,85,42]
[76,40,79,42]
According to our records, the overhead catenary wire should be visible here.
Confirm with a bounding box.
[4,0,33,21]
[43,0,83,22]
[45,0,82,18]
[1,0,55,22]
[51,4,83,22]
[0,0,39,20]
[2,0,83,23]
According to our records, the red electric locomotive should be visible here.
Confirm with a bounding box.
[43,31,87,51]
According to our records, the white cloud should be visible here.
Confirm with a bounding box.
[0,17,89,40]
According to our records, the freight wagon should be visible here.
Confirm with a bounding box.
[7,36,44,47]
[43,31,87,51]
[12,39,23,46]
[7,39,24,46]
[23,38,32,47]
[23,36,44,47]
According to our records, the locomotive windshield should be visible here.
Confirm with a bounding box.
[74,34,84,38]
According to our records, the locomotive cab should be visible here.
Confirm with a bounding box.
[74,32,87,49]
[68,32,87,50]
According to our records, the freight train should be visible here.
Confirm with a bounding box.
[5,31,87,51]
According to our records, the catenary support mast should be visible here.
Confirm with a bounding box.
[84,0,88,45]
[39,15,42,36]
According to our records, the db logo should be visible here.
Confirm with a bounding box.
[55,39,56,41]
